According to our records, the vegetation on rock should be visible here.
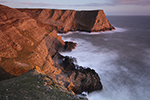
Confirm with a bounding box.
[0,4,115,99]
[0,67,87,100]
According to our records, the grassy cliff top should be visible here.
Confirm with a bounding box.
[0,68,87,100]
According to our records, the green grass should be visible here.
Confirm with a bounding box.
[0,70,87,100]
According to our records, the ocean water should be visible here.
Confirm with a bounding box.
[60,16,150,100]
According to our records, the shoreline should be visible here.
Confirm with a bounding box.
[0,4,115,99]
[58,27,129,36]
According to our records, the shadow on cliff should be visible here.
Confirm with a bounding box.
[0,4,104,95]
[0,67,15,81]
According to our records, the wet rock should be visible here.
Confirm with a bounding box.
[63,41,77,52]
[60,56,103,94]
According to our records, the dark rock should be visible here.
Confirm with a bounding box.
[0,67,15,81]
[63,41,77,52]
[60,56,103,94]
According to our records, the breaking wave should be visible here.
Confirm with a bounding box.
[58,27,127,36]
[60,27,150,100]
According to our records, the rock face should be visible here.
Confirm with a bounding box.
[18,9,115,33]
[60,56,103,94]
[0,4,112,94]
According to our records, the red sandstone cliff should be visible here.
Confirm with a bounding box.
[18,9,115,33]
[0,4,64,84]
[0,4,108,94]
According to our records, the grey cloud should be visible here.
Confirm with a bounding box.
[111,0,150,6]
[0,1,7,3]
[21,2,56,7]
[75,0,150,7]
[20,2,115,7]
[1,0,150,8]
[20,0,150,8]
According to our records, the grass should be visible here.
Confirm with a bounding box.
[0,70,87,100]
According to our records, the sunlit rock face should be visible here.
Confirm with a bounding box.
[18,9,115,33]
[0,4,114,94]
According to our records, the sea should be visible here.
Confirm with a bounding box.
[60,16,150,100]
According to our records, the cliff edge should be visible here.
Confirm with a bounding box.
[0,4,114,99]
[18,9,115,33]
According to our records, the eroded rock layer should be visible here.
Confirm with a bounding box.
[0,4,110,94]
[18,9,115,33]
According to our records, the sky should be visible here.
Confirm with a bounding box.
[0,0,150,15]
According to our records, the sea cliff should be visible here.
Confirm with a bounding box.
[18,9,115,33]
[0,4,114,99]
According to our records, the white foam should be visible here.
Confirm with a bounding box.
[87,27,127,35]
[60,38,135,100]
[60,38,118,71]
[87,86,132,100]
[58,27,127,36]
[58,31,74,36]
[60,30,150,100]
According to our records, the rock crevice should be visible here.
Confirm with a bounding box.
[0,4,114,94]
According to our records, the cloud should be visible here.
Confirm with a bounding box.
[19,0,150,8]
[21,1,55,7]
[82,0,150,7]
[1,0,150,8]
[81,3,114,6]
[0,1,7,3]
[112,0,150,6]
[21,1,105,8]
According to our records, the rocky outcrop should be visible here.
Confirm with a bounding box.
[59,56,103,94]
[63,41,77,52]
[0,4,105,95]
[0,66,88,100]
[18,9,115,33]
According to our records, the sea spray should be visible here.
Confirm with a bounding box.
[58,27,127,36]
[60,20,150,100]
